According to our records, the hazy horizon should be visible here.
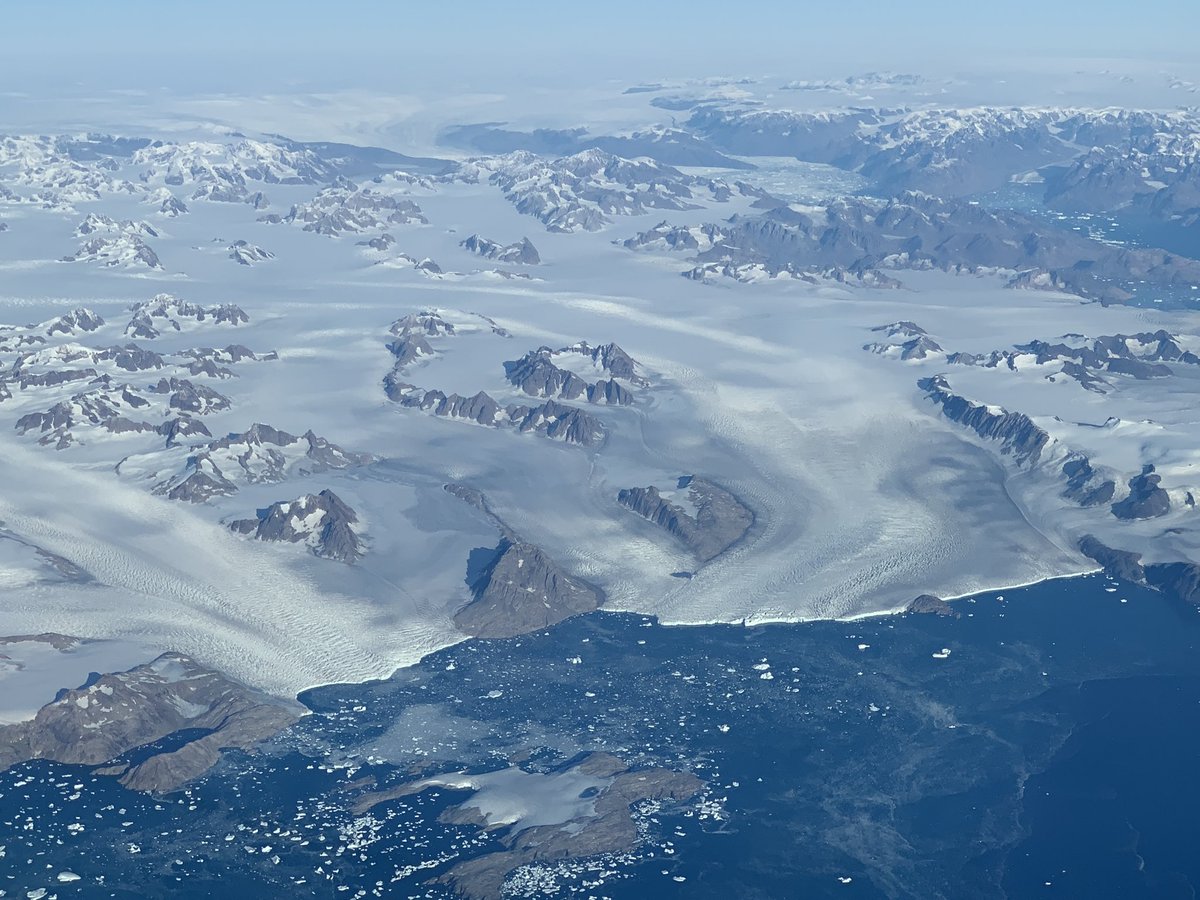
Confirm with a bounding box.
[4,0,1199,94]
[2,1,1200,153]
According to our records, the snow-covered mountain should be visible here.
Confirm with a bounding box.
[271,182,427,236]
[503,345,636,405]
[1044,128,1200,220]
[465,149,768,232]
[118,423,372,502]
[62,233,162,269]
[227,239,274,265]
[685,105,1200,197]
[131,138,333,188]
[42,307,105,338]
[125,294,249,338]
[781,71,924,93]
[442,123,754,169]
[230,489,364,562]
[624,192,1200,302]
[460,233,541,264]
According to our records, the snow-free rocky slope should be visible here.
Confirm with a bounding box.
[0,647,301,792]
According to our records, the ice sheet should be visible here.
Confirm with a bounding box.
[0,132,1195,699]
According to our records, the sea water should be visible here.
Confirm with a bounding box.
[1,572,1197,898]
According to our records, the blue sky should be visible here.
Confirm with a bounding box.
[5,0,1197,90]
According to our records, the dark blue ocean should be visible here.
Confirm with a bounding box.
[2,571,1199,898]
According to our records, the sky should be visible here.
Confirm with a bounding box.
[4,0,1199,92]
[1,0,1196,145]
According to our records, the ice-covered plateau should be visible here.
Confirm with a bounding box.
[3,111,1200,786]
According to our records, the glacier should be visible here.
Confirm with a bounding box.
[1,90,1199,700]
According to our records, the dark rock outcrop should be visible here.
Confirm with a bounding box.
[503,348,635,405]
[900,336,943,360]
[919,375,1050,465]
[624,192,1200,303]
[16,367,98,390]
[558,340,642,382]
[354,751,702,900]
[919,378,1174,520]
[125,295,249,339]
[381,313,609,446]
[44,307,105,336]
[175,344,270,378]
[1060,361,1109,393]
[1078,535,1200,606]
[866,335,943,360]
[228,239,274,265]
[387,333,435,370]
[504,349,590,400]
[395,388,502,426]
[506,398,606,445]
[0,653,300,793]
[97,344,165,372]
[904,594,959,617]
[1078,535,1146,582]
[1105,357,1171,379]
[1044,130,1200,224]
[1061,455,1117,507]
[872,321,927,339]
[460,233,541,265]
[229,489,364,562]
[586,378,633,405]
[14,382,161,448]
[481,148,754,232]
[1144,562,1200,605]
[357,232,395,251]
[157,424,372,503]
[159,415,212,447]
[279,184,426,236]
[439,757,702,900]
[159,195,188,217]
[1111,464,1171,520]
[454,537,604,639]
[618,476,753,563]
[389,310,456,337]
[149,376,231,414]
[395,388,605,446]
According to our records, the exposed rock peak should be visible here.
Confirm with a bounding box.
[503,347,634,406]
[460,233,541,265]
[0,652,300,793]
[1111,464,1171,520]
[125,294,248,339]
[230,489,364,562]
[454,536,603,639]
[919,375,1051,465]
[618,475,753,564]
